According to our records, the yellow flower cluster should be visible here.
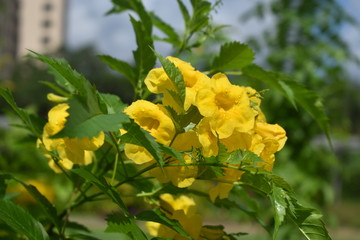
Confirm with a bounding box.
[123,57,287,200]
[37,103,104,173]
[147,193,229,240]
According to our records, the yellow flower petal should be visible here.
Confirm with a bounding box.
[124,100,175,145]
[124,144,154,164]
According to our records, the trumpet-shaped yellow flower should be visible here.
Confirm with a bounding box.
[124,144,154,164]
[195,73,257,139]
[197,117,252,157]
[150,131,200,188]
[144,56,210,111]
[249,121,287,171]
[146,194,202,240]
[124,100,175,145]
[38,103,104,172]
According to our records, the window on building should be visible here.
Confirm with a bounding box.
[42,36,50,45]
[42,19,52,28]
[43,3,53,12]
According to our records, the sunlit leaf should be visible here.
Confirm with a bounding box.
[212,42,255,72]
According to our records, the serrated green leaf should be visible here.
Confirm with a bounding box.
[290,202,332,240]
[106,213,148,240]
[159,145,185,163]
[211,42,255,72]
[240,172,272,195]
[30,51,103,115]
[0,199,49,240]
[149,12,180,46]
[46,59,76,94]
[121,122,164,166]
[72,168,128,214]
[242,64,331,146]
[0,87,42,137]
[56,112,129,139]
[97,55,137,88]
[270,186,287,239]
[53,95,129,138]
[155,52,186,107]
[99,93,127,114]
[136,208,191,239]
[30,51,90,96]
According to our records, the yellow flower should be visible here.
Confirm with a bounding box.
[144,56,210,112]
[38,103,104,172]
[150,131,200,188]
[124,100,175,145]
[249,121,287,171]
[208,167,244,202]
[197,117,253,157]
[195,73,257,139]
[124,144,154,164]
[146,194,203,240]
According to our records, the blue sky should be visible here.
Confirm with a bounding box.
[65,0,360,80]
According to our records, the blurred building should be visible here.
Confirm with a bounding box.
[0,0,67,61]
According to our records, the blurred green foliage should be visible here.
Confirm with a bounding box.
[241,0,360,209]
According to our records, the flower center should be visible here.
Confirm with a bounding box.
[215,92,235,111]
[138,117,160,130]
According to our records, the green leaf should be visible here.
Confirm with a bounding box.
[159,145,185,163]
[20,182,62,231]
[240,172,272,195]
[53,95,129,138]
[270,186,287,239]
[72,168,128,214]
[106,213,148,240]
[149,12,180,46]
[30,51,103,115]
[290,202,332,240]
[239,150,268,173]
[188,0,212,33]
[30,51,91,97]
[121,122,164,166]
[56,112,129,139]
[211,42,255,72]
[130,15,156,94]
[0,87,42,137]
[0,199,49,240]
[97,55,137,88]
[176,0,190,26]
[110,0,152,34]
[136,208,191,239]
[46,59,76,94]
[155,52,186,107]
[242,64,331,146]
[99,93,127,114]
